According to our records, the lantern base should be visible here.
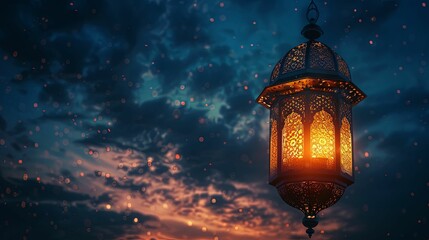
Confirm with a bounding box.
[276,181,345,216]
[276,181,345,237]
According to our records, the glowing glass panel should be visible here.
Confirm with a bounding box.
[340,117,353,175]
[282,112,304,168]
[270,119,278,178]
[310,110,335,169]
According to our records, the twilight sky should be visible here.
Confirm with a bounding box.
[0,0,428,239]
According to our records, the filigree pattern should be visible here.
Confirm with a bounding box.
[340,118,353,176]
[269,41,353,83]
[277,181,345,216]
[271,100,280,120]
[310,94,335,116]
[270,118,278,179]
[309,41,335,71]
[282,43,307,74]
[271,62,281,81]
[340,101,351,122]
[282,95,305,117]
[310,110,335,169]
[282,112,304,169]
[336,54,351,79]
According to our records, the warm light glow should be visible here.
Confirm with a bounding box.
[310,110,335,169]
[282,112,304,168]
[340,118,353,175]
[270,119,278,178]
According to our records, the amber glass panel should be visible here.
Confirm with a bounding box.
[310,110,335,169]
[340,118,353,175]
[282,112,304,168]
[270,119,278,179]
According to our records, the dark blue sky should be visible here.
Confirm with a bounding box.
[0,0,428,239]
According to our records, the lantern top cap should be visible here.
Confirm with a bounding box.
[302,0,324,40]
[269,40,352,84]
[269,1,354,84]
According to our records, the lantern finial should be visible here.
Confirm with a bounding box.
[303,216,319,238]
[301,0,324,40]
[306,0,319,24]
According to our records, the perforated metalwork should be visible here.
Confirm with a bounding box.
[309,41,335,71]
[282,43,307,74]
[340,101,352,122]
[310,110,335,169]
[340,118,353,176]
[270,118,278,179]
[273,103,279,117]
[310,94,335,116]
[277,181,345,216]
[282,95,305,117]
[336,55,351,79]
[282,112,304,169]
[257,79,365,109]
[271,62,281,80]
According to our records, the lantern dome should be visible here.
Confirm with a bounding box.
[270,40,352,84]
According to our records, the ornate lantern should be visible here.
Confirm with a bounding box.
[256,0,366,238]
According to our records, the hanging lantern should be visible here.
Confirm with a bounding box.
[257,0,366,238]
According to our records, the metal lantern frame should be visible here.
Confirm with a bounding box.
[256,0,366,238]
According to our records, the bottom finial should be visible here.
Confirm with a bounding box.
[306,228,315,238]
[302,215,319,238]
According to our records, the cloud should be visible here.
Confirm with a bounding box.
[39,83,70,103]
[167,3,211,47]
[190,63,236,95]
[0,175,158,240]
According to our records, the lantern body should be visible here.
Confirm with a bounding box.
[257,40,365,218]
